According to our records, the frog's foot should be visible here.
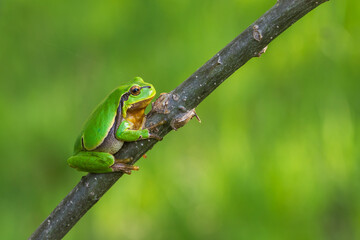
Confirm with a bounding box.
[149,133,163,141]
[145,120,166,141]
[111,159,139,174]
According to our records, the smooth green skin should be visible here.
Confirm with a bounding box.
[67,77,156,173]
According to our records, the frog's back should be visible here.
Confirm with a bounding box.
[77,86,127,151]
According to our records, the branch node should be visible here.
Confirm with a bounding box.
[256,45,269,57]
[170,108,200,130]
[252,24,263,42]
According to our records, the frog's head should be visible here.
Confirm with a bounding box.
[122,77,156,117]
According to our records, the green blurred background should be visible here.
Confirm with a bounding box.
[1,0,359,239]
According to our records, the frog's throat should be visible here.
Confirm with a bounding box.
[125,107,146,130]
[123,97,154,130]
[122,97,154,119]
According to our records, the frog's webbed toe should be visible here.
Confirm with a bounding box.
[111,159,139,174]
[148,132,163,141]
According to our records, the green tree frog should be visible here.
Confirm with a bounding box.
[67,77,161,174]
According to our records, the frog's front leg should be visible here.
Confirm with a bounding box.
[67,151,138,174]
[116,120,162,141]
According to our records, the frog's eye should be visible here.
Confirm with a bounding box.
[130,86,141,96]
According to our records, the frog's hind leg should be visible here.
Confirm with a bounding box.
[67,151,114,173]
[67,151,139,174]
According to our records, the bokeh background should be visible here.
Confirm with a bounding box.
[1,0,359,239]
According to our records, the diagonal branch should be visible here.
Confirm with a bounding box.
[30,0,329,239]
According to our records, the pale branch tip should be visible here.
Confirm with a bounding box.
[29,0,329,239]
